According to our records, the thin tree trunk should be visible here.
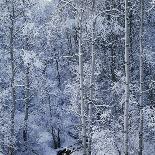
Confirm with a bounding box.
[111,39,116,82]
[23,64,30,145]
[124,0,130,154]
[57,128,61,148]
[78,9,87,155]
[51,127,58,149]
[56,59,61,88]
[139,0,144,154]
[9,4,16,155]
[48,96,57,149]
[88,1,96,154]
[55,58,62,148]
[48,95,60,149]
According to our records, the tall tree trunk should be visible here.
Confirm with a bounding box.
[9,4,16,155]
[124,0,130,154]
[23,64,30,145]
[56,59,61,88]
[110,37,116,82]
[48,95,57,149]
[48,95,60,149]
[55,58,62,147]
[78,9,87,155]
[88,1,96,154]
[57,128,61,148]
[51,127,58,149]
[43,62,61,149]
[139,0,144,154]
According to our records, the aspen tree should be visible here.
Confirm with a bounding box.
[124,0,130,154]
[5,1,31,153]
[88,0,96,154]
[78,8,87,155]
[8,2,16,154]
[57,1,87,153]
[23,63,30,146]
[139,0,144,154]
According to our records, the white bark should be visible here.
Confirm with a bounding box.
[9,3,16,155]
[139,0,144,154]
[124,0,130,154]
[78,9,87,155]
[88,1,96,154]
[23,64,30,144]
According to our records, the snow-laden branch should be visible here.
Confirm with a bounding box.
[58,0,78,12]
[147,0,155,12]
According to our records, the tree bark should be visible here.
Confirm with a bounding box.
[88,1,96,154]
[48,96,57,149]
[9,4,16,155]
[139,0,144,154]
[23,64,30,145]
[78,9,87,155]
[124,0,130,154]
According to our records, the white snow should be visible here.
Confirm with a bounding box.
[41,143,57,155]
[38,132,51,143]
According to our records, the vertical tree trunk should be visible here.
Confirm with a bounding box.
[88,1,96,154]
[48,95,60,149]
[56,59,61,88]
[48,95,57,149]
[51,127,58,149]
[44,62,61,149]
[110,37,117,82]
[23,64,30,145]
[78,9,87,155]
[139,0,144,154]
[55,58,62,147]
[9,4,16,155]
[124,0,130,154]
[57,128,61,148]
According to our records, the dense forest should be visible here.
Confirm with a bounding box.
[0,0,155,155]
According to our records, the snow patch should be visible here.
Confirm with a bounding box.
[38,132,51,143]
